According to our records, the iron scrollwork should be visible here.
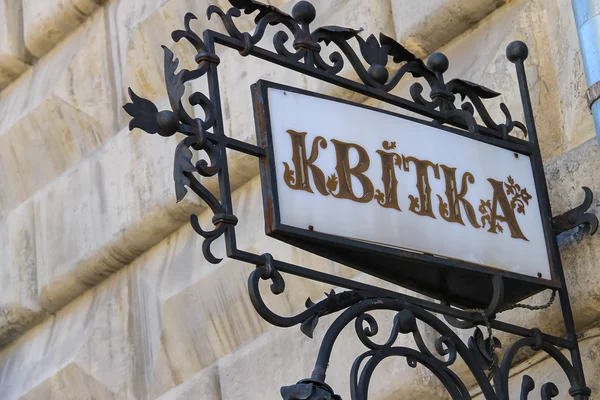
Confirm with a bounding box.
[123,0,593,398]
[206,0,526,138]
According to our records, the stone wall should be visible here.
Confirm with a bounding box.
[0,0,598,399]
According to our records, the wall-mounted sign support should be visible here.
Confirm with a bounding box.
[123,1,598,398]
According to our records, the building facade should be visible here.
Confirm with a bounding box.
[0,0,599,398]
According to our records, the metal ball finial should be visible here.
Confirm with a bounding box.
[427,53,449,74]
[157,110,179,137]
[292,1,316,25]
[368,64,389,84]
[506,41,528,63]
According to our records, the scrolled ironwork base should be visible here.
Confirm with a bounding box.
[248,254,590,399]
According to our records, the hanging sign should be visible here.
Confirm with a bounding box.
[253,80,556,307]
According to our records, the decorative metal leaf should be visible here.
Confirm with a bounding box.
[229,0,291,24]
[173,140,197,202]
[300,315,319,338]
[171,13,207,52]
[123,88,159,134]
[448,79,500,100]
[379,33,417,63]
[355,33,387,66]
[163,46,186,106]
[468,327,501,367]
[313,26,363,46]
[305,297,315,308]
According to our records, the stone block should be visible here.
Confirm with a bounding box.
[391,0,505,58]
[0,172,361,398]
[0,201,45,347]
[22,0,108,58]
[544,0,596,152]
[0,269,136,400]
[160,261,269,381]
[0,7,118,219]
[158,244,356,388]
[0,95,112,218]
[33,127,204,313]
[155,365,221,400]
[0,0,31,90]
[18,363,124,400]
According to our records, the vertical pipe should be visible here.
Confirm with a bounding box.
[572,0,600,144]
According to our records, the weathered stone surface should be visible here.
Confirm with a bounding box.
[0,0,31,90]
[34,128,203,313]
[544,0,596,153]
[155,365,221,400]
[22,0,108,58]
[0,271,136,400]
[0,0,396,333]
[0,200,45,347]
[391,0,505,58]
[545,138,600,331]
[0,175,359,399]
[117,0,287,106]
[0,7,118,218]
[19,363,125,400]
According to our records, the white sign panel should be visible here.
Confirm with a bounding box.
[263,85,551,281]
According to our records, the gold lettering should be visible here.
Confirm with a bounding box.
[480,178,529,241]
[437,165,480,228]
[375,150,402,210]
[330,139,374,203]
[403,156,440,218]
[283,129,329,195]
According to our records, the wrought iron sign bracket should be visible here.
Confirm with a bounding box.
[551,187,598,236]
[123,1,594,398]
